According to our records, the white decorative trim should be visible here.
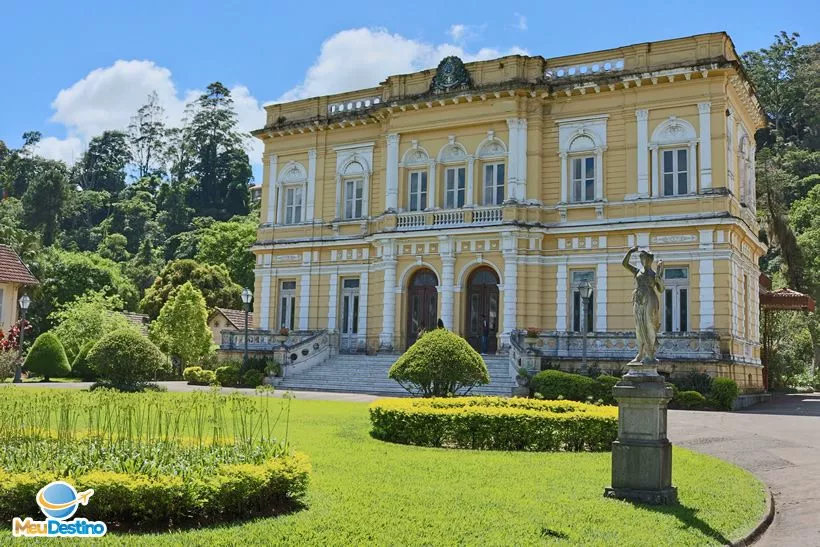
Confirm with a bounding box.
[476,130,508,159]
[698,103,712,190]
[397,262,439,289]
[266,155,278,224]
[306,150,317,221]
[385,134,400,212]
[379,243,397,347]
[298,274,311,330]
[556,263,568,331]
[335,143,374,219]
[649,116,699,196]
[557,116,607,204]
[501,233,518,346]
[506,119,528,201]
[358,271,369,343]
[259,271,271,329]
[595,263,607,331]
[327,272,338,331]
[436,136,468,164]
[455,258,503,287]
[636,109,650,197]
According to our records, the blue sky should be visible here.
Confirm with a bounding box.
[1,0,816,180]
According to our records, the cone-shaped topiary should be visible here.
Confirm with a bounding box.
[88,329,171,391]
[71,340,97,381]
[388,329,490,397]
[23,332,70,381]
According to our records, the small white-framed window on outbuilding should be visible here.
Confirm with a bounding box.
[279,280,297,331]
[662,267,688,333]
[284,186,303,225]
[650,116,698,197]
[557,115,607,204]
[408,170,428,211]
[571,270,595,332]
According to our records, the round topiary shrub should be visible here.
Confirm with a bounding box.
[708,377,740,411]
[71,340,97,381]
[388,329,489,396]
[369,397,617,451]
[673,390,708,410]
[87,329,171,391]
[530,370,602,403]
[215,364,241,387]
[242,369,265,388]
[23,332,70,381]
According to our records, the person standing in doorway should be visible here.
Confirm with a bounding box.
[480,314,489,354]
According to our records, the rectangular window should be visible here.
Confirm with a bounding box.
[571,156,595,202]
[344,179,364,219]
[279,281,296,331]
[571,270,594,332]
[483,163,505,205]
[662,267,689,332]
[284,186,303,225]
[662,148,689,196]
[445,167,466,209]
[408,171,428,212]
[341,278,360,336]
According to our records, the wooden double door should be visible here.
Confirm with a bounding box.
[464,268,499,354]
[406,269,438,348]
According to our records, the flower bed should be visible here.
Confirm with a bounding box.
[369,397,617,451]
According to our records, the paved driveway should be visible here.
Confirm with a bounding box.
[669,393,820,546]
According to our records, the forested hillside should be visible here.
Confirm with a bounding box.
[1,33,818,387]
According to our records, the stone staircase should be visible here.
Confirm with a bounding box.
[276,353,516,396]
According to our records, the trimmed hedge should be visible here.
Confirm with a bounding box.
[216,364,241,387]
[673,390,707,410]
[0,453,310,530]
[369,397,617,451]
[88,329,171,390]
[242,369,266,388]
[709,377,740,411]
[71,340,97,381]
[530,370,618,405]
[23,332,70,381]
[183,366,217,386]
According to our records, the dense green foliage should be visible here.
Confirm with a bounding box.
[669,371,714,394]
[140,259,242,319]
[22,332,70,380]
[709,377,741,411]
[150,282,213,368]
[388,329,489,396]
[529,370,617,404]
[88,329,170,390]
[370,397,618,451]
[242,369,266,388]
[216,363,241,387]
[71,340,97,381]
[672,390,708,410]
[0,391,766,545]
[49,290,135,361]
[182,366,217,385]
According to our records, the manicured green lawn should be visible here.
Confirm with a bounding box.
[75,396,765,546]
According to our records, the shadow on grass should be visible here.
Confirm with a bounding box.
[634,501,731,545]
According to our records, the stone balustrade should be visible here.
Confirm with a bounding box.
[395,205,503,231]
[545,58,625,79]
[328,96,382,115]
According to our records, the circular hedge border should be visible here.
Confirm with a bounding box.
[0,453,310,531]
[369,397,617,451]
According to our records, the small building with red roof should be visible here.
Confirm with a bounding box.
[0,244,39,331]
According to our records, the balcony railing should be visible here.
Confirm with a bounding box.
[395,206,502,231]
[328,96,382,115]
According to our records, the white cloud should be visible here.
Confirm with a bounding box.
[513,13,528,31]
[38,60,265,166]
[277,27,527,103]
[448,24,468,42]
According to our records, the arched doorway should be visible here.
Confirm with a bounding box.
[406,269,438,348]
[464,267,500,354]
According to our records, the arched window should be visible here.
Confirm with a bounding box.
[276,161,307,225]
[557,116,607,205]
[341,160,365,219]
[476,132,507,206]
[400,143,431,212]
[438,138,469,209]
[568,135,597,202]
[650,117,698,197]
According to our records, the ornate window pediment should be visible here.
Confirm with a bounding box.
[430,56,472,94]
[477,131,507,159]
[568,134,596,153]
[401,141,431,167]
[278,161,307,184]
[438,137,467,163]
[651,116,697,145]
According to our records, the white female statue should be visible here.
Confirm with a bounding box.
[622,246,665,364]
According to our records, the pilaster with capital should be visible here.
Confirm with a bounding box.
[385,134,400,212]
[379,241,398,349]
[439,236,455,330]
[501,233,518,349]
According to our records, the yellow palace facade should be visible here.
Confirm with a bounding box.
[251,32,766,390]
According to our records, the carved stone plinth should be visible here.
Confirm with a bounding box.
[604,372,678,505]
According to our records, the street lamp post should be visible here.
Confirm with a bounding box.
[579,280,593,374]
[241,288,252,371]
[13,294,31,384]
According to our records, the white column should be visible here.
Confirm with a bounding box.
[730,260,739,336]
[636,109,649,197]
[385,133,400,212]
[506,118,527,201]
[306,149,317,221]
[650,145,659,197]
[501,235,518,348]
[556,263,568,331]
[595,263,607,332]
[699,229,715,330]
[726,109,735,194]
[358,271,369,348]
[688,141,698,193]
[362,173,370,219]
[299,274,311,330]
[439,236,455,330]
[427,161,437,209]
[259,271,271,330]
[327,272,338,331]
[595,147,604,200]
[266,155,278,224]
[698,102,712,191]
[335,176,342,219]
[559,152,568,203]
[506,119,519,201]
[518,119,528,201]
[466,155,475,206]
[379,256,397,348]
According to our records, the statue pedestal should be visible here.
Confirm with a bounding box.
[604,371,678,505]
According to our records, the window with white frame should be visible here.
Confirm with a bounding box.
[340,278,360,336]
[284,186,303,225]
[279,281,296,331]
[408,171,427,212]
[483,163,505,205]
[662,267,688,332]
[662,148,689,196]
[445,166,465,208]
[571,156,595,202]
[571,270,594,332]
[343,178,364,219]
